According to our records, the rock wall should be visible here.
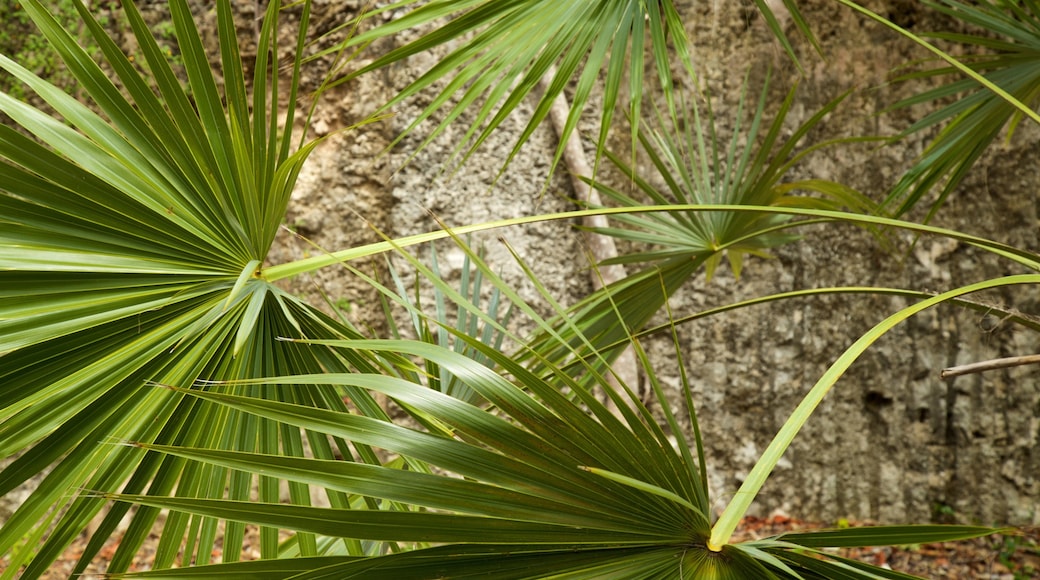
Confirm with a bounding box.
[281,0,1040,526]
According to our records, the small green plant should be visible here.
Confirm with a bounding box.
[0,1,80,99]
[998,534,1040,579]
[333,297,354,313]
[933,501,958,521]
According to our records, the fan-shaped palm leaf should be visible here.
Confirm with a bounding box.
[105,288,1004,578]
[0,1,399,576]
[322,0,817,177]
[520,73,876,385]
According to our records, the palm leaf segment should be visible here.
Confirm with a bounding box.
[523,75,875,383]
[885,0,1040,219]
[331,0,820,176]
[332,0,692,175]
[115,337,714,577]
[105,333,1001,579]
[0,1,389,576]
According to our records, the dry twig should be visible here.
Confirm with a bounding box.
[941,354,1040,378]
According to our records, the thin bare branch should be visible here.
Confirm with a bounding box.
[941,354,1040,378]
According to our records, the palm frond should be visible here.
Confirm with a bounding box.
[521,74,876,386]
[103,334,710,576]
[0,1,397,575]
[386,241,514,404]
[877,0,1040,218]
[319,0,817,178]
[109,317,1008,578]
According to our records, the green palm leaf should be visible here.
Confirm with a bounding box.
[0,1,395,576]
[321,0,816,176]
[385,241,514,404]
[105,333,714,577]
[777,524,1012,548]
[120,545,695,580]
[588,74,874,277]
[879,0,1040,219]
[521,74,876,386]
